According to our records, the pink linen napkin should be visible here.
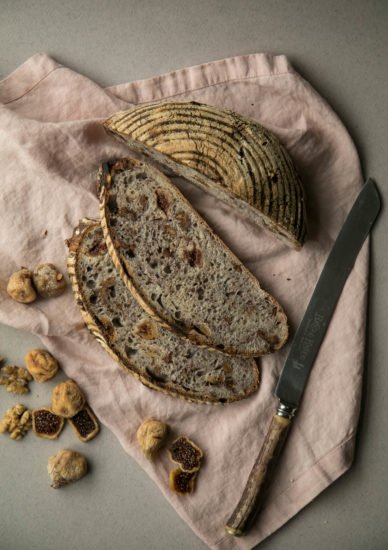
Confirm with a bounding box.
[0,53,367,549]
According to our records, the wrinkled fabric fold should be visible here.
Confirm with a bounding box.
[0,53,367,549]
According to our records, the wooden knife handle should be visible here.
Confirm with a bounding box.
[225,413,292,536]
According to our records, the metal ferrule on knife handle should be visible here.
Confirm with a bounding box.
[225,402,296,536]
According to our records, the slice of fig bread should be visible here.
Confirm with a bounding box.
[98,158,288,356]
[66,219,260,404]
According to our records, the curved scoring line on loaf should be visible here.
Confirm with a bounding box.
[171,151,232,183]
[264,133,305,240]
[67,220,260,404]
[108,101,246,133]
[100,160,288,354]
[279,147,305,241]
[143,125,288,220]
[261,138,299,236]
[109,101,277,139]
[137,121,273,208]
[114,111,299,232]
[143,127,255,203]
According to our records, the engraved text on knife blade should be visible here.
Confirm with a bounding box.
[291,311,326,370]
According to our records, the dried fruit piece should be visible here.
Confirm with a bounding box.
[168,436,203,473]
[136,418,168,460]
[25,349,59,382]
[51,379,85,418]
[7,268,37,303]
[32,407,65,439]
[0,365,33,394]
[48,449,88,488]
[0,404,32,440]
[169,468,197,495]
[32,263,67,298]
[68,405,99,442]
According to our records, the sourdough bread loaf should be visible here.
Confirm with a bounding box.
[103,101,306,250]
[66,219,260,403]
[98,158,288,356]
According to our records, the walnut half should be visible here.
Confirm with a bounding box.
[0,404,32,440]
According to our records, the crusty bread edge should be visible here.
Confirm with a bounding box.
[98,158,289,356]
[66,218,260,404]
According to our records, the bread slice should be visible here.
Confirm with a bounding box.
[98,158,288,356]
[103,101,306,250]
[66,219,260,404]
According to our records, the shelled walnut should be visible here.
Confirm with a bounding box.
[25,349,59,382]
[32,263,66,298]
[51,379,85,418]
[0,365,33,394]
[6,269,37,304]
[47,449,88,488]
[0,404,32,440]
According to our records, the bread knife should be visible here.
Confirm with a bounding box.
[226,178,381,536]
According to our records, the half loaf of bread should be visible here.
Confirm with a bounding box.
[103,101,306,250]
[66,219,260,403]
[98,158,288,356]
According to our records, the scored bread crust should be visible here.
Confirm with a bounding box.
[98,158,288,357]
[66,218,260,404]
[103,101,307,250]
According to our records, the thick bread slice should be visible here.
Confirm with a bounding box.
[66,219,260,404]
[103,101,306,250]
[98,158,288,356]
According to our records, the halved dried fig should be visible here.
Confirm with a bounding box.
[32,407,65,439]
[168,436,203,473]
[169,468,197,495]
[68,405,99,442]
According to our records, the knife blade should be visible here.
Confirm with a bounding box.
[225,178,380,536]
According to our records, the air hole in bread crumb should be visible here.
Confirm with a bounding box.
[125,346,137,357]
[107,194,118,213]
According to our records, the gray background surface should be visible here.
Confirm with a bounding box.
[1,1,387,549]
